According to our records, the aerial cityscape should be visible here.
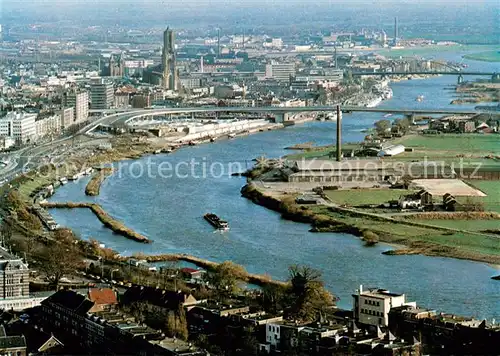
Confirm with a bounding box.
[0,0,498,354]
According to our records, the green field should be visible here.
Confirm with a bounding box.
[309,205,500,258]
[394,134,500,154]
[466,180,500,213]
[416,232,500,256]
[463,51,500,63]
[325,189,412,206]
[412,219,500,232]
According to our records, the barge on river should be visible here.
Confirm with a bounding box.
[204,213,229,231]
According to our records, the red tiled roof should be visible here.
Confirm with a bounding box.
[87,288,118,306]
[181,268,200,274]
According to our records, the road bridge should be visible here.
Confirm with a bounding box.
[88,106,482,131]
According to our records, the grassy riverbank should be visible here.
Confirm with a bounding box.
[41,201,151,243]
[241,183,500,264]
[85,167,114,196]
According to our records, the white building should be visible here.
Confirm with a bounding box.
[265,62,296,82]
[0,136,15,150]
[35,114,62,139]
[59,107,75,130]
[353,285,416,327]
[90,78,114,110]
[263,38,283,49]
[63,89,89,125]
[0,112,37,144]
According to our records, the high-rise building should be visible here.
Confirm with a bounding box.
[0,112,37,144]
[90,78,114,109]
[63,89,89,124]
[162,28,177,90]
[265,62,296,82]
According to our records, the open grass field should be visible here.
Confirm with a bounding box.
[394,134,500,155]
[324,189,413,206]
[309,205,500,259]
[412,219,500,232]
[463,51,500,63]
[466,180,500,213]
[415,232,500,257]
[17,175,55,200]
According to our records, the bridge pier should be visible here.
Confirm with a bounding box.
[457,74,464,84]
[274,112,290,123]
[404,113,415,124]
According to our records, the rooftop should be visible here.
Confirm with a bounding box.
[359,288,404,299]
[87,288,118,306]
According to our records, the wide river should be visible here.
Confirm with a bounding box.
[49,50,499,319]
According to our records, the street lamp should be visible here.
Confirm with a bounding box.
[110,268,119,282]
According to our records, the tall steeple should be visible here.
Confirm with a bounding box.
[162,27,176,90]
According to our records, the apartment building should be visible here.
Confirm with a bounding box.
[35,113,62,139]
[0,112,37,144]
[352,285,416,327]
[59,107,75,129]
[63,89,89,125]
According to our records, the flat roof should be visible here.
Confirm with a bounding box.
[360,289,404,298]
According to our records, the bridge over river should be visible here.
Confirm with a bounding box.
[86,105,484,133]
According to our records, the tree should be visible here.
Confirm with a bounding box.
[393,118,411,134]
[262,283,288,313]
[129,301,148,325]
[36,243,82,287]
[165,306,188,341]
[374,119,391,135]
[0,223,12,246]
[205,261,247,300]
[286,265,335,322]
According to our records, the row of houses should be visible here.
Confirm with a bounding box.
[429,116,499,134]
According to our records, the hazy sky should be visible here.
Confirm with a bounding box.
[1,0,498,31]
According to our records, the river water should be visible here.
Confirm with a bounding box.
[49,51,499,319]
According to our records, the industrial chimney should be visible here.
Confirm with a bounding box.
[336,105,342,162]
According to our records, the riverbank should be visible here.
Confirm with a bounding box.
[240,183,500,265]
[129,253,288,287]
[451,82,500,105]
[463,51,500,63]
[85,167,114,196]
[41,201,151,243]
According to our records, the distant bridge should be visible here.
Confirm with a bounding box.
[86,106,482,132]
[351,71,496,76]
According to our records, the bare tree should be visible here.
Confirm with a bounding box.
[36,243,82,287]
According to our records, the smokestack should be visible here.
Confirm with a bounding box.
[336,105,342,162]
[200,56,204,73]
[334,46,338,69]
[242,29,245,49]
[394,17,398,45]
[217,28,221,57]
